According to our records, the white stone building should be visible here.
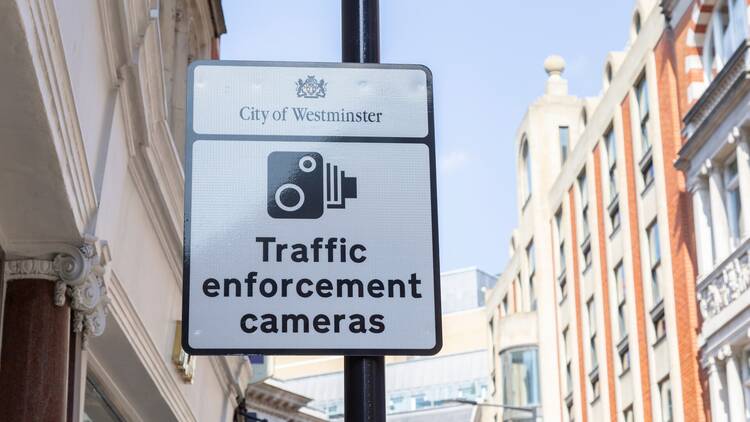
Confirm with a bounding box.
[0,1,285,420]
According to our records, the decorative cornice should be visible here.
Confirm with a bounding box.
[3,236,110,348]
[680,42,750,158]
[687,176,708,194]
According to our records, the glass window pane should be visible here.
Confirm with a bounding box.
[84,379,125,422]
[523,140,532,201]
[560,126,569,163]
[500,347,540,407]
[606,129,617,167]
[579,172,588,204]
[527,241,536,273]
[638,78,649,118]
[649,223,661,264]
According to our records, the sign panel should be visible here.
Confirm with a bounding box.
[183,61,440,355]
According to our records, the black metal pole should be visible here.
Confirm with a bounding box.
[342,0,380,63]
[341,1,385,422]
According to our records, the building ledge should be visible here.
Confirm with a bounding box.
[697,236,750,326]
[679,42,750,167]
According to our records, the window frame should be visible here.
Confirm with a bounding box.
[724,155,744,247]
[702,0,748,84]
[614,262,628,340]
[560,126,570,164]
[605,126,618,202]
[635,75,651,154]
[659,377,674,422]
[521,138,532,205]
[527,240,537,311]
[587,297,598,370]
[647,220,662,306]
[563,327,573,394]
[499,346,541,407]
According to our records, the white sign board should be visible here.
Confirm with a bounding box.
[183,61,440,355]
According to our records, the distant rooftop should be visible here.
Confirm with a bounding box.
[439,267,496,314]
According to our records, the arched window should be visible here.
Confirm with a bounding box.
[521,138,532,203]
[703,0,747,83]
[633,12,641,35]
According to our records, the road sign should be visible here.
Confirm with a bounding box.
[183,61,440,355]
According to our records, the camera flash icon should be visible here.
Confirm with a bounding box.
[267,151,357,219]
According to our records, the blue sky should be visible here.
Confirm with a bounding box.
[220,1,636,275]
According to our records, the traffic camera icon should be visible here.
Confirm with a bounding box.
[267,151,357,219]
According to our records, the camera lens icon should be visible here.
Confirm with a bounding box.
[267,151,357,219]
[274,183,305,212]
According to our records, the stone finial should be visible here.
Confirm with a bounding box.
[544,55,568,96]
[544,55,566,77]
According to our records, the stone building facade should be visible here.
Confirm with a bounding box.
[668,0,750,420]
[0,0,259,420]
[484,0,736,421]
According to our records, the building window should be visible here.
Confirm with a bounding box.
[587,298,598,369]
[659,377,674,422]
[84,378,126,422]
[500,347,541,407]
[614,262,627,339]
[635,75,650,154]
[559,274,568,302]
[579,171,592,271]
[582,238,593,271]
[563,328,573,394]
[579,171,590,238]
[725,156,745,248]
[605,127,618,202]
[556,209,567,276]
[619,343,631,373]
[590,371,601,401]
[560,126,570,164]
[703,0,747,84]
[566,400,575,422]
[634,12,641,34]
[414,393,431,409]
[389,395,406,412]
[605,128,622,232]
[521,138,532,204]
[609,203,621,233]
[641,154,655,190]
[514,275,523,313]
[624,406,634,422]
[527,241,537,311]
[559,241,567,273]
[501,295,509,316]
[654,310,667,341]
[647,221,662,305]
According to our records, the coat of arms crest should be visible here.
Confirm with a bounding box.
[296,75,327,98]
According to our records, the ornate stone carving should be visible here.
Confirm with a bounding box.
[684,43,749,138]
[3,236,110,347]
[698,244,750,321]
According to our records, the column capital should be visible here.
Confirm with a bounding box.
[689,176,709,193]
[703,157,725,175]
[717,344,733,360]
[727,126,741,144]
[706,357,718,373]
[3,235,111,348]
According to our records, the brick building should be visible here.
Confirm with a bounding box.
[483,0,742,420]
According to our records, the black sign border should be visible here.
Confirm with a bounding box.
[182,60,441,356]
